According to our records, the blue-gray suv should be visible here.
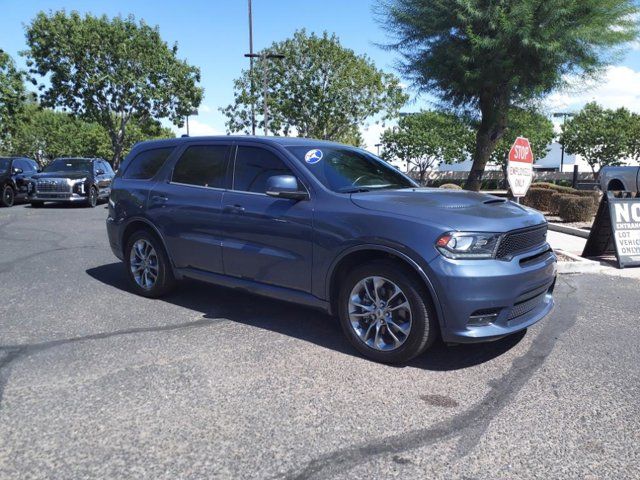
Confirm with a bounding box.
[106,136,556,363]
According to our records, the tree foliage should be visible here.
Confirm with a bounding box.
[221,30,407,145]
[0,50,28,141]
[380,0,640,190]
[561,102,632,175]
[2,103,174,164]
[380,111,473,184]
[24,11,202,167]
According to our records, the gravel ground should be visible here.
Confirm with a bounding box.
[1,203,638,479]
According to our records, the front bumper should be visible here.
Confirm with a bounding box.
[428,243,557,343]
[30,192,88,203]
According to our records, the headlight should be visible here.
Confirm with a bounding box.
[436,232,502,259]
[73,179,87,194]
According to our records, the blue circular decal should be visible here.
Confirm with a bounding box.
[304,149,323,164]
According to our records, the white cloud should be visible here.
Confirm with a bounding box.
[360,122,393,154]
[177,118,222,137]
[198,105,213,113]
[546,65,640,113]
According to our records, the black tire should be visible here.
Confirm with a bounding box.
[124,229,176,298]
[30,201,45,208]
[1,185,15,208]
[86,186,98,208]
[338,260,438,364]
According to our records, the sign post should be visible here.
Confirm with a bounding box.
[507,137,534,201]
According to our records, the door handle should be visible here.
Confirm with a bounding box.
[151,195,168,204]
[223,204,245,214]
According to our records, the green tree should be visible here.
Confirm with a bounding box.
[489,108,555,184]
[0,50,28,142]
[221,30,407,143]
[380,0,639,191]
[561,102,631,176]
[380,111,473,184]
[24,11,202,168]
[626,112,640,162]
[5,103,174,164]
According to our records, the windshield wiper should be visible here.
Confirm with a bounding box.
[339,187,371,193]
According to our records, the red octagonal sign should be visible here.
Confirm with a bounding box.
[507,137,534,198]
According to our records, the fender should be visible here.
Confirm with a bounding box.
[119,215,179,275]
[325,243,445,325]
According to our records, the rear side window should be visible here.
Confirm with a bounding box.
[123,148,174,180]
[233,146,293,193]
[172,145,229,188]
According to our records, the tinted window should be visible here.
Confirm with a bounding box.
[233,147,293,193]
[101,161,114,175]
[286,146,416,193]
[13,159,26,172]
[172,145,229,188]
[123,148,173,180]
[26,160,38,173]
[0,158,10,172]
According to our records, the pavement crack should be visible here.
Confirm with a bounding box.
[0,318,222,409]
[278,276,580,480]
[0,245,102,273]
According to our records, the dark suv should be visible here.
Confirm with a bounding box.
[0,157,40,207]
[107,137,556,363]
[30,157,115,208]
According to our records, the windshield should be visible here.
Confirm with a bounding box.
[286,146,416,193]
[44,159,92,173]
[0,158,10,173]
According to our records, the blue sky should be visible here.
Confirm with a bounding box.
[3,0,640,148]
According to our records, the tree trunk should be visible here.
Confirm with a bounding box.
[464,92,508,191]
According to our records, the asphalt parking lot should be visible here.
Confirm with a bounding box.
[1,203,639,479]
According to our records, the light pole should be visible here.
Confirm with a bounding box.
[553,112,575,172]
[244,53,285,136]
[248,0,255,135]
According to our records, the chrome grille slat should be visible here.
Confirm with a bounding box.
[36,179,71,193]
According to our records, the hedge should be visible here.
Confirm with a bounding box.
[522,188,556,211]
[557,196,595,222]
[531,182,577,195]
[549,193,578,216]
[439,183,463,190]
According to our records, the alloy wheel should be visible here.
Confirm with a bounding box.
[129,239,159,290]
[348,276,413,351]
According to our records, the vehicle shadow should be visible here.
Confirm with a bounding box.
[86,262,525,372]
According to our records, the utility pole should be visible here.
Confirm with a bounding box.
[248,0,255,135]
[553,112,575,172]
[244,53,285,136]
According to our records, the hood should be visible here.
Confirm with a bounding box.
[32,171,89,180]
[350,188,545,233]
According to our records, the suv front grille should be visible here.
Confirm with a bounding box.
[496,224,548,259]
[36,179,71,193]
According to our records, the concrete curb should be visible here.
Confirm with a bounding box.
[555,249,603,274]
[548,222,590,239]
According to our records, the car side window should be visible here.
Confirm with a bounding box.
[13,159,25,172]
[27,160,38,173]
[233,146,293,194]
[172,145,229,188]
[101,160,114,175]
[123,148,176,180]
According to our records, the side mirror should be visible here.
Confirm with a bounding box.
[266,175,309,201]
[13,168,23,175]
[96,169,105,175]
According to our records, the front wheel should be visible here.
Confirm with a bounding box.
[85,186,98,208]
[125,230,176,298]
[338,260,438,364]
[1,185,15,207]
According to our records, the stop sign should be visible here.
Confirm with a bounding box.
[507,137,534,198]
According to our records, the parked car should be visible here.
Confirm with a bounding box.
[106,137,556,363]
[599,166,640,193]
[30,157,115,207]
[0,157,41,207]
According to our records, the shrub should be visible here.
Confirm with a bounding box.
[574,190,602,215]
[549,193,578,215]
[439,183,463,190]
[522,187,556,211]
[531,182,576,195]
[557,196,594,222]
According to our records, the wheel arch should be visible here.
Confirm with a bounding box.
[326,245,443,324]
[120,217,177,273]
[607,179,626,191]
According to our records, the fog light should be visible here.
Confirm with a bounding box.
[468,310,500,327]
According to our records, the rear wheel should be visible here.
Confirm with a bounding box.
[125,230,176,298]
[338,260,438,364]
[1,185,15,207]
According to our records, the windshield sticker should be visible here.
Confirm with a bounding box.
[304,149,323,164]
